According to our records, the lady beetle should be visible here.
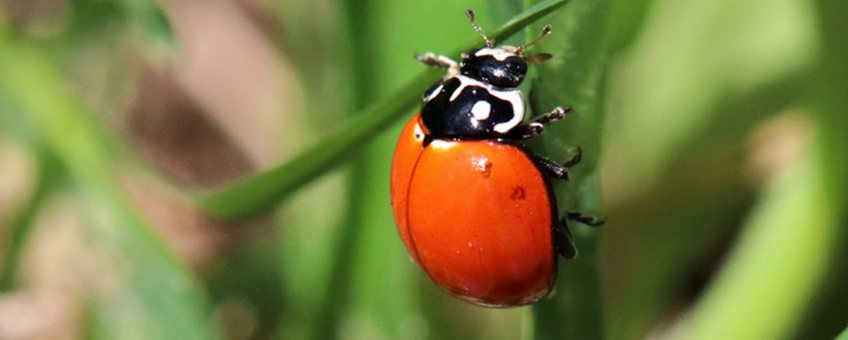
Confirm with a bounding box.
[390,10,602,307]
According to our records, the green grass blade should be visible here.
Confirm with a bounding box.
[602,0,820,337]
[196,68,439,220]
[61,0,174,48]
[838,326,848,340]
[603,71,809,340]
[120,0,176,47]
[0,34,217,340]
[522,0,612,338]
[674,0,848,337]
[0,149,61,292]
[483,0,524,46]
[674,138,841,340]
[197,0,573,220]
[813,1,848,337]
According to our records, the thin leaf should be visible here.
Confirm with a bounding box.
[63,0,175,47]
[0,149,61,292]
[121,0,176,47]
[197,0,574,220]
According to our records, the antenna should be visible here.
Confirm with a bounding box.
[519,25,552,55]
[466,10,494,48]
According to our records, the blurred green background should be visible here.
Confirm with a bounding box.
[0,0,846,339]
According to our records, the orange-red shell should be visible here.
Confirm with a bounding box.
[390,113,556,307]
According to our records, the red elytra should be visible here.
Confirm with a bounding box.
[390,113,557,307]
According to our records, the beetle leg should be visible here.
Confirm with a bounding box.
[415,52,459,75]
[532,106,571,125]
[561,146,582,169]
[555,220,578,259]
[557,212,604,260]
[566,211,605,227]
[504,122,542,140]
[532,147,582,180]
[534,156,569,180]
[507,107,572,140]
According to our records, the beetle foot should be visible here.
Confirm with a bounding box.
[562,146,582,169]
[566,211,605,227]
[533,106,571,125]
[556,220,578,259]
[534,156,569,180]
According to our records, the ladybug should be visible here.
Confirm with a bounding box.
[390,10,603,307]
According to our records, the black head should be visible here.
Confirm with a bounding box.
[460,10,553,88]
[460,48,527,88]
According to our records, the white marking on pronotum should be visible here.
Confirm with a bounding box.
[447,75,525,133]
[449,75,486,101]
[491,90,525,133]
[426,84,443,102]
[429,140,457,150]
[474,47,515,61]
[470,101,491,121]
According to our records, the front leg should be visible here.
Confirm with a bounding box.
[532,106,571,125]
[504,106,571,140]
[415,52,459,75]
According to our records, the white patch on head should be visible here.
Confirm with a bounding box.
[470,101,491,121]
[490,90,525,133]
[429,140,457,150]
[474,47,517,61]
[425,84,443,102]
